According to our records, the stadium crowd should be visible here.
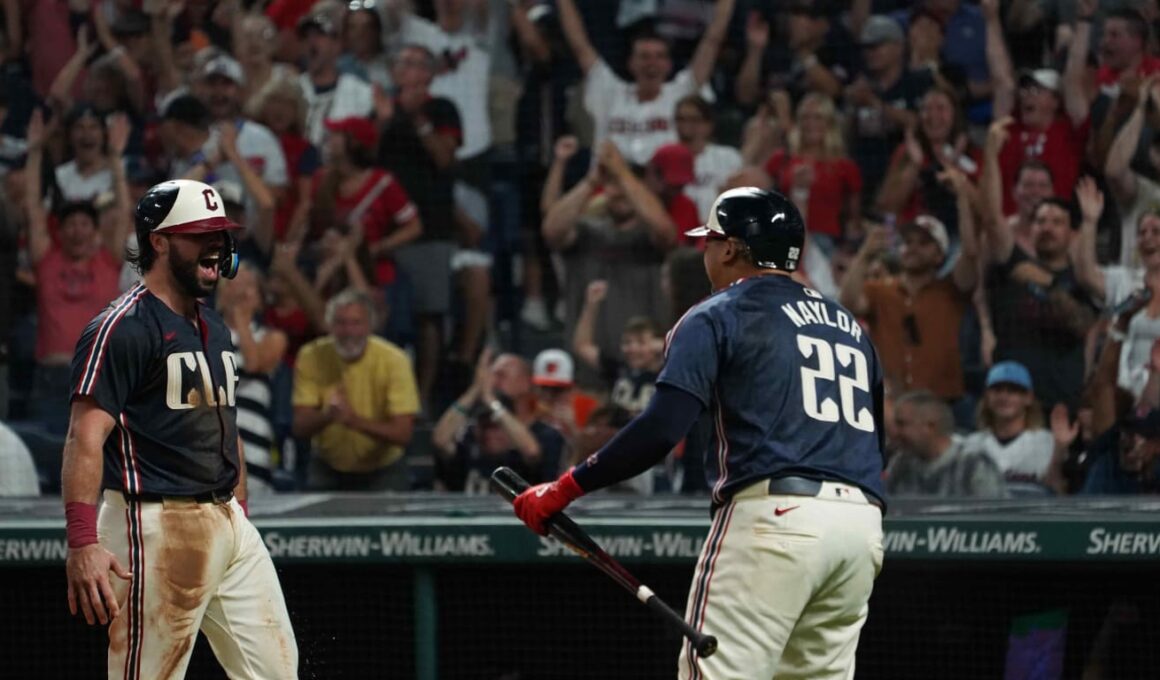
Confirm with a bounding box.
[1,0,1159,499]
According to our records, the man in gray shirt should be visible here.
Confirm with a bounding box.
[886,390,1007,497]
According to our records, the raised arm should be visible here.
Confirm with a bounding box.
[1071,176,1107,302]
[735,11,769,106]
[554,0,599,74]
[598,142,677,251]
[572,280,607,369]
[509,0,551,64]
[23,110,51,266]
[687,0,735,86]
[1063,0,1095,126]
[839,227,888,316]
[103,114,131,266]
[145,0,184,99]
[942,169,980,293]
[875,129,924,215]
[1104,80,1151,205]
[541,135,579,215]
[543,170,596,250]
[982,0,1016,120]
[980,117,1015,263]
[47,26,98,111]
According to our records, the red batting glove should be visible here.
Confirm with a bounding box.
[512,469,585,536]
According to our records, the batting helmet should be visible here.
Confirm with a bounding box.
[134,179,242,278]
[684,187,806,272]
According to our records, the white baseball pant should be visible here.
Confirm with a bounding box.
[98,490,298,679]
[678,480,884,679]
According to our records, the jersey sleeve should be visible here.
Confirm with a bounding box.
[582,60,620,119]
[381,176,418,225]
[70,313,152,417]
[657,310,720,407]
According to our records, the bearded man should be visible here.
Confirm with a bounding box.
[292,288,420,490]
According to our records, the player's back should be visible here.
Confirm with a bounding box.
[670,276,885,506]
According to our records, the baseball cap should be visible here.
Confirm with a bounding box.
[297,1,342,36]
[160,94,212,129]
[135,179,242,234]
[860,15,904,46]
[649,143,695,188]
[532,349,575,388]
[985,361,1033,391]
[200,54,246,86]
[900,215,949,256]
[325,117,379,149]
[1019,69,1061,93]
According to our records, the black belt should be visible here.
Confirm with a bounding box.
[767,476,884,509]
[122,487,234,504]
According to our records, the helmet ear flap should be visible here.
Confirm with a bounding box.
[219,232,240,279]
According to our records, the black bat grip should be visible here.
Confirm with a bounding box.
[644,593,718,658]
[490,466,530,502]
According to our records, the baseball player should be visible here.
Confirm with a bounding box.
[514,187,886,679]
[62,179,297,679]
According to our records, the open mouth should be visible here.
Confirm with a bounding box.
[199,255,221,280]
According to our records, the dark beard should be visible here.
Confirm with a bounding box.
[168,245,215,298]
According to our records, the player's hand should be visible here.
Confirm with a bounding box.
[512,470,585,536]
[66,544,132,626]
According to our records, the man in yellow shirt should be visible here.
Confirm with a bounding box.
[292,288,420,490]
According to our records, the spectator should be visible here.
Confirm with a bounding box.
[310,117,422,293]
[982,118,1056,258]
[876,85,981,237]
[24,110,129,433]
[911,0,991,111]
[735,1,854,106]
[840,168,979,413]
[246,75,321,244]
[674,95,742,224]
[0,420,40,496]
[1103,77,1160,268]
[218,262,289,496]
[234,13,295,105]
[574,280,664,415]
[764,92,862,251]
[54,104,113,202]
[645,142,701,236]
[265,241,325,365]
[846,15,934,200]
[981,178,1101,411]
[1085,5,1160,163]
[885,390,1007,497]
[292,288,420,491]
[530,348,599,442]
[905,7,969,101]
[565,404,637,492]
[375,43,462,412]
[432,348,566,492]
[553,0,734,164]
[1081,406,1160,494]
[340,2,392,90]
[963,361,1064,495]
[543,140,676,363]
[296,2,373,146]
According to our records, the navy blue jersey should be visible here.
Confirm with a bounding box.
[658,276,885,506]
[70,283,242,495]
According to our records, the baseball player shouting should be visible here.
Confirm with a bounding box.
[62,179,297,679]
[514,187,886,679]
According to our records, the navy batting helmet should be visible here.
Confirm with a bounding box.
[685,187,805,272]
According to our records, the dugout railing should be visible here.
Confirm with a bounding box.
[2,495,1158,679]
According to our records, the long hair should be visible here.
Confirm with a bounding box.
[788,93,846,159]
[245,75,309,136]
[917,85,967,159]
[309,134,377,234]
[975,394,1046,432]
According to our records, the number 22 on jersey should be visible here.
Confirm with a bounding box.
[796,335,874,432]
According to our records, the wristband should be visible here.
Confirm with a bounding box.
[65,502,99,549]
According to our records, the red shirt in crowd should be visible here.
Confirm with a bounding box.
[35,247,121,361]
[1096,55,1160,88]
[313,168,418,286]
[263,305,314,367]
[764,151,862,238]
[669,192,702,247]
[274,132,321,240]
[998,115,1089,216]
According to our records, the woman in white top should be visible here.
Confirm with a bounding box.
[962,361,1065,495]
[218,262,289,495]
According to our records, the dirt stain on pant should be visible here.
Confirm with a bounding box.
[154,504,220,678]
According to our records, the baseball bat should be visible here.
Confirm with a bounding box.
[490,466,718,659]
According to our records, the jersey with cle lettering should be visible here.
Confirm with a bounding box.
[70,283,242,496]
[659,276,886,506]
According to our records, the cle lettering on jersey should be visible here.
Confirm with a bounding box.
[165,350,240,410]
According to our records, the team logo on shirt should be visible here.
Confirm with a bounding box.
[165,350,240,410]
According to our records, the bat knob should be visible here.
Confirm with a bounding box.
[696,634,718,658]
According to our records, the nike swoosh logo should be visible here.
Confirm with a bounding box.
[535,485,550,498]
[164,331,178,341]
[774,505,800,516]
